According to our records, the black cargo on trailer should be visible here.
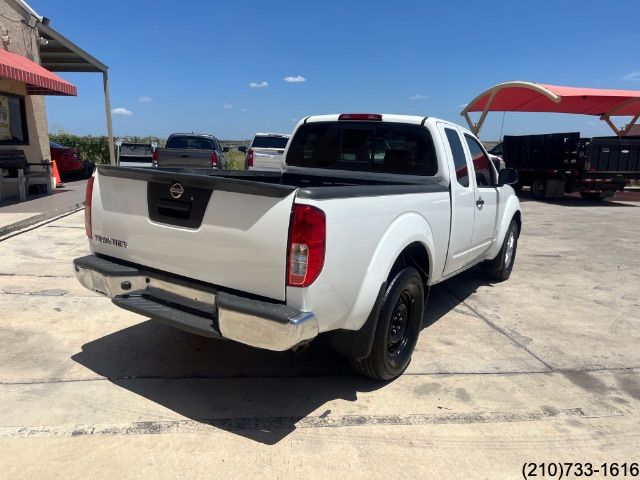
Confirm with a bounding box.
[501,133,640,200]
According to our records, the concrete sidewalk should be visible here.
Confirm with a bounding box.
[0,178,87,237]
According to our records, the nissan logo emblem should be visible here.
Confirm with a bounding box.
[169,183,184,199]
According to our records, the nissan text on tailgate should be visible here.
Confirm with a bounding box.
[74,113,522,380]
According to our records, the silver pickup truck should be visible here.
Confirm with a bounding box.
[153,133,228,169]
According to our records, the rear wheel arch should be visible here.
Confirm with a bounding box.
[513,210,522,235]
[329,241,432,360]
[389,241,431,291]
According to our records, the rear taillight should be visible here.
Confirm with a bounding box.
[84,177,95,238]
[152,150,159,166]
[211,151,218,168]
[287,204,325,287]
[247,149,254,168]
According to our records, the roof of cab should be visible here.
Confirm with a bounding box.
[299,114,474,136]
[304,113,430,125]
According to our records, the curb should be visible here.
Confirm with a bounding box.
[0,202,85,238]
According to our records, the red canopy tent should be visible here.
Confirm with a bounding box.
[461,81,640,137]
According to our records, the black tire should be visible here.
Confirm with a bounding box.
[531,177,546,200]
[580,191,607,201]
[350,267,424,380]
[483,219,518,281]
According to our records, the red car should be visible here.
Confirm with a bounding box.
[49,141,85,176]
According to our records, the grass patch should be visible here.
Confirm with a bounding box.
[225,150,246,170]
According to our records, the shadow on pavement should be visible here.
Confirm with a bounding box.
[71,319,382,444]
[72,269,494,444]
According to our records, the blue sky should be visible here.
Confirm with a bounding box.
[30,0,640,140]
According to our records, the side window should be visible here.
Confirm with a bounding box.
[464,134,495,187]
[444,128,469,187]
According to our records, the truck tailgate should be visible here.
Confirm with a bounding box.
[156,148,212,168]
[252,148,284,171]
[91,167,297,301]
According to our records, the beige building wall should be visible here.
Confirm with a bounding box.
[0,0,52,165]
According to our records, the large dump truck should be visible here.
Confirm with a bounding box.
[502,133,640,200]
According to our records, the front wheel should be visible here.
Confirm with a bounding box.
[350,267,424,380]
[483,219,519,281]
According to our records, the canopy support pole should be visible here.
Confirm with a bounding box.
[602,116,622,136]
[464,89,498,135]
[600,113,640,137]
[102,71,116,165]
[600,97,640,137]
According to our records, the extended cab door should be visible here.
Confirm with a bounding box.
[463,134,499,261]
[438,124,476,276]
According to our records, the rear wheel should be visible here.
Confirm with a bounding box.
[531,177,546,200]
[350,267,424,380]
[483,219,519,281]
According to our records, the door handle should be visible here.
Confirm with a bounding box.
[476,198,485,207]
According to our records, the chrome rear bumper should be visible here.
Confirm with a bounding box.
[73,255,318,351]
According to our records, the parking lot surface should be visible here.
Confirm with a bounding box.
[0,192,638,479]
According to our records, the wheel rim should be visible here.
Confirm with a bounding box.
[504,231,515,267]
[533,182,544,194]
[387,291,413,356]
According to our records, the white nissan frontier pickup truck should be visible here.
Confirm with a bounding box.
[74,113,521,380]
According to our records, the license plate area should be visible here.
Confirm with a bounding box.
[147,181,212,228]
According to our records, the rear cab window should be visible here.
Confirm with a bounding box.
[287,122,438,176]
[166,136,215,150]
[251,136,289,149]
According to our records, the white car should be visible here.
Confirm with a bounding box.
[245,133,290,170]
[74,113,521,380]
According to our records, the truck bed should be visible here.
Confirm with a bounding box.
[99,166,444,199]
[91,166,447,302]
[155,147,215,169]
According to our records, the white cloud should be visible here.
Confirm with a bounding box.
[112,107,132,116]
[249,81,269,88]
[222,104,233,110]
[284,75,306,83]
[240,108,248,112]
[409,94,428,100]
[137,96,152,103]
[623,70,640,82]
[458,103,468,109]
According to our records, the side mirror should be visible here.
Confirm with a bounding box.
[498,168,518,186]
[222,146,229,153]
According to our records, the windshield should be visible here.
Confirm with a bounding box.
[251,136,289,149]
[287,122,438,176]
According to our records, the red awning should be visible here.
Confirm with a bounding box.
[462,81,640,136]
[465,82,640,116]
[0,48,77,96]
